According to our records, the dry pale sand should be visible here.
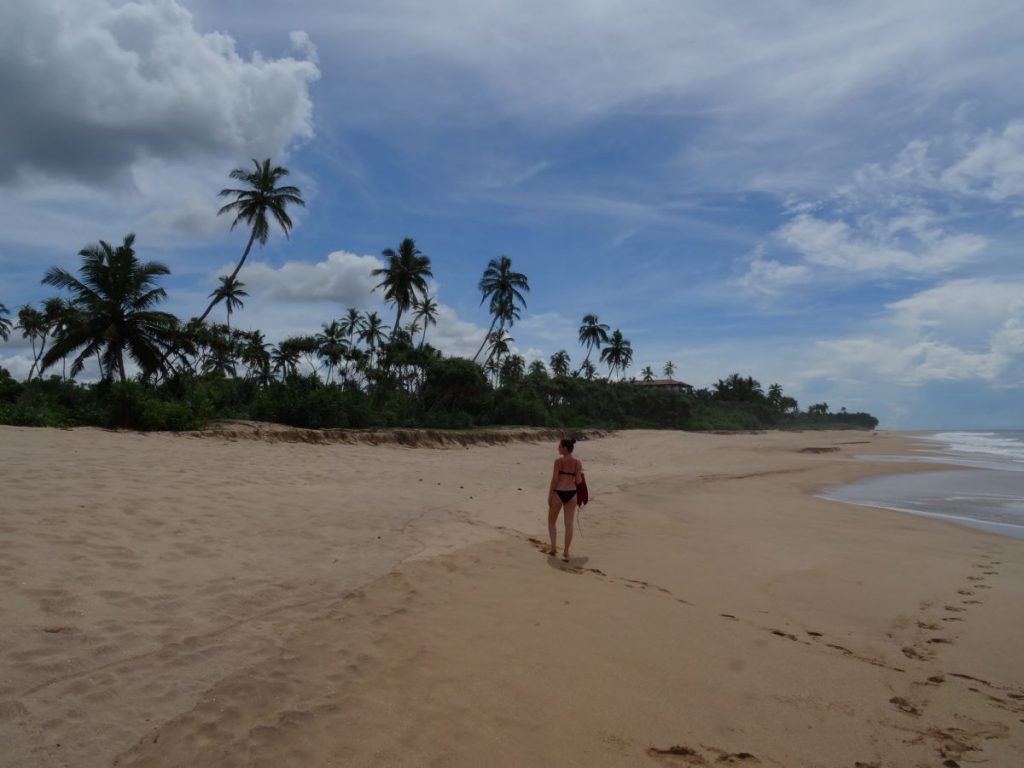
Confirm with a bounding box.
[0,426,1022,768]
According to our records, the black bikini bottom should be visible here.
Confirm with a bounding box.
[555,489,577,503]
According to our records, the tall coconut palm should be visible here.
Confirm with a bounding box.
[577,314,610,372]
[549,350,571,377]
[41,234,177,382]
[41,297,79,381]
[241,330,272,383]
[599,329,633,380]
[663,360,676,379]
[271,339,303,379]
[0,303,11,342]
[316,320,347,383]
[371,238,432,343]
[472,255,529,362]
[641,365,655,382]
[339,307,363,347]
[500,354,526,386]
[358,311,389,368]
[208,275,248,329]
[16,305,49,380]
[413,295,439,348]
[487,328,513,367]
[197,158,304,322]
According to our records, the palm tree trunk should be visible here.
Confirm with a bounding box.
[27,338,38,381]
[420,324,428,349]
[196,229,257,323]
[117,352,127,384]
[472,315,499,362]
[575,345,593,376]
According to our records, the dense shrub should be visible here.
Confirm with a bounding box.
[0,366,878,433]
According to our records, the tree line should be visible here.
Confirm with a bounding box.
[0,159,878,432]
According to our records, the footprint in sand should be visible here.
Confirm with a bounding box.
[943,605,966,612]
[647,744,759,765]
[889,696,921,716]
[957,589,974,596]
[902,646,933,661]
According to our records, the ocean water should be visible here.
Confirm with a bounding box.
[822,431,1024,539]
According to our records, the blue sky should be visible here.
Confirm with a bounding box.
[1,0,1023,428]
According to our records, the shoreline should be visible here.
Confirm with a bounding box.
[2,428,1022,767]
[822,430,1024,541]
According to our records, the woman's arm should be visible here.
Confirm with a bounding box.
[549,460,560,493]
[575,459,584,485]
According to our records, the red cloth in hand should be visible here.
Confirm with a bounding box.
[577,474,589,506]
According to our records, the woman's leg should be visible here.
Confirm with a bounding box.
[562,500,577,560]
[547,495,562,554]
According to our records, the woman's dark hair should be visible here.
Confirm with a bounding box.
[560,437,576,452]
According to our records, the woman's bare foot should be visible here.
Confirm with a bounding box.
[548,546,557,556]
[561,553,571,562]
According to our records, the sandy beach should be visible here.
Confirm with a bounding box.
[1,427,1022,767]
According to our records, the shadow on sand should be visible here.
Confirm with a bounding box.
[546,554,590,572]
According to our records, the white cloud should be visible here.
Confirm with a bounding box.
[737,120,1024,292]
[809,278,1024,386]
[239,251,383,306]
[739,250,812,294]
[942,122,1024,201]
[777,212,986,275]
[0,0,319,186]
[0,353,34,379]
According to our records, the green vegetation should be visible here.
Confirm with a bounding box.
[0,158,879,434]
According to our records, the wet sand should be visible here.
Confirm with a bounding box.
[0,427,1021,767]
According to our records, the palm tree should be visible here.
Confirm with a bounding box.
[316,320,347,383]
[41,297,79,381]
[713,373,764,402]
[413,295,439,348]
[484,356,501,385]
[767,383,784,410]
[641,365,655,382]
[577,314,610,372]
[500,354,526,386]
[372,238,432,343]
[472,255,529,362]
[241,330,272,383]
[487,328,513,367]
[580,359,597,381]
[197,158,304,322]
[271,337,304,379]
[599,329,633,380]
[663,360,676,379]
[549,350,571,377]
[16,305,49,380]
[41,234,177,382]
[339,308,363,346]
[208,275,248,329]
[527,359,548,378]
[0,302,11,342]
[358,311,389,367]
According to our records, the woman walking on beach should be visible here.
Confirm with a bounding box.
[548,437,583,561]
